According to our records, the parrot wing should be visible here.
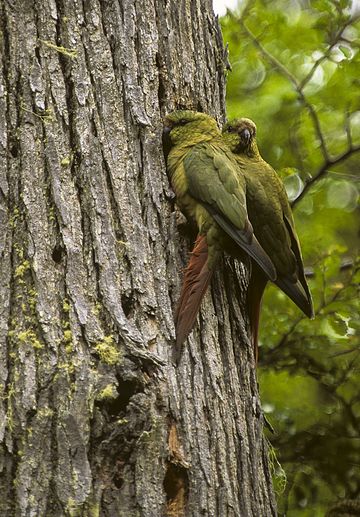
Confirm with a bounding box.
[277,215,314,318]
[244,164,314,318]
[183,143,276,281]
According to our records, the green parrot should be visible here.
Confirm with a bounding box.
[163,110,276,346]
[222,117,314,351]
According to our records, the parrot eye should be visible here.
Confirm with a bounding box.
[178,119,189,126]
[226,126,235,133]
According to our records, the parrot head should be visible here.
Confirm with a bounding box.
[162,110,219,158]
[223,118,257,156]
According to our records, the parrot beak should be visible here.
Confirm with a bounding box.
[162,125,173,161]
[163,124,172,136]
[241,128,252,145]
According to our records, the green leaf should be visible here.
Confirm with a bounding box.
[339,45,352,59]
[329,314,348,336]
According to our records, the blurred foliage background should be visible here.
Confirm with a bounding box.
[220,1,360,515]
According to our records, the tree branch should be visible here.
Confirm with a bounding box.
[291,143,360,208]
[235,11,360,206]
[298,15,359,90]
[239,20,299,88]
[262,272,356,365]
[239,20,330,162]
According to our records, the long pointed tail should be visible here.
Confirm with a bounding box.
[247,264,268,362]
[275,276,314,319]
[282,215,314,318]
[175,234,214,346]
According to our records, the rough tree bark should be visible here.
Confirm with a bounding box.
[0,0,277,515]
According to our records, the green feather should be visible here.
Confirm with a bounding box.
[163,110,277,345]
[223,117,314,319]
[165,111,276,280]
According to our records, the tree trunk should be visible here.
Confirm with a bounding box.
[0,0,277,515]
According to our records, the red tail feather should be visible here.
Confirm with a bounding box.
[247,264,268,363]
[175,234,213,346]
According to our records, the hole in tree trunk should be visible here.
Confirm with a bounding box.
[98,379,143,417]
[52,244,64,263]
[121,293,134,317]
[163,462,189,517]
